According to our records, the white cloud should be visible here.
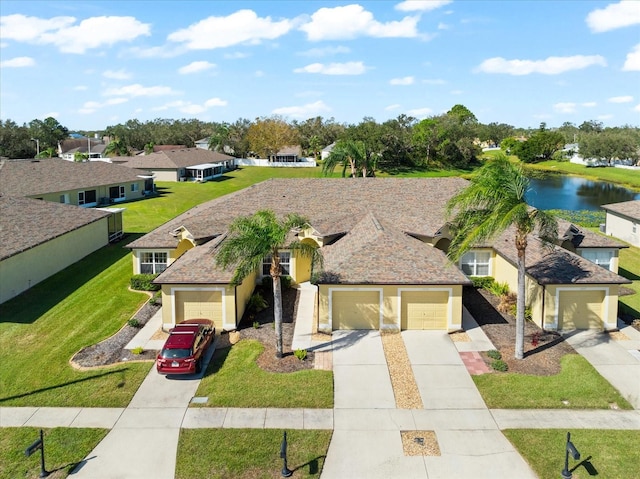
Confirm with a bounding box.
[437,22,450,30]
[1,14,151,54]
[179,61,216,74]
[597,114,614,120]
[224,51,249,59]
[272,100,331,119]
[554,102,577,113]
[299,46,350,57]
[152,97,227,114]
[406,107,433,117]
[300,4,420,41]
[204,98,227,108]
[294,61,366,75]
[168,10,293,49]
[128,45,184,58]
[395,1,453,12]
[582,102,597,107]
[477,55,607,75]
[74,85,89,91]
[0,56,35,67]
[104,83,179,97]
[254,70,265,77]
[41,111,59,119]
[385,104,402,111]
[586,1,640,33]
[103,69,131,80]
[390,76,415,85]
[623,43,640,71]
[634,104,640,112]
[78,97,128,114]
[608,95,633,103]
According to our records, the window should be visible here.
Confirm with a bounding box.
[59,194,69,204]
[109,185,125,200]
[140,252,168,274]
[131,183,139,192]
[262,252,291,276]
[460,251,491,276]
[581,249,614,271]
[78,189,97,205]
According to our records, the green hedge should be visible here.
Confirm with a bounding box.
[130,274,160,291]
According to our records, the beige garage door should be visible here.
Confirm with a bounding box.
[332,290,379,330]
[176,290,223,329]
[558,290,604,330]
[401,291,449,330]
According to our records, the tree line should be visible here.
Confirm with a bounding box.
[1,106,638,168]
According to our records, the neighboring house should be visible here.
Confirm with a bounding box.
[269,145,302,162]
[321,143,335,160]
[112,148,236,182]
[602,200,640,247]
[126,178,629,333]
[0,196,123,303]
[0,158,152,206]
[59,138,107,161]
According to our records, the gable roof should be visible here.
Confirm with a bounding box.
[0,196,110,260]
[602,200,640,221]
[0,158,146,197]
[556,218,627,249]
[113,148,234,170]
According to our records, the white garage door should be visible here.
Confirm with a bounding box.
[401,291,449,330]
[332,290,380,330]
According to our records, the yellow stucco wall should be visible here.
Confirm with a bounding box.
[235,271,258,325]
[151,170,180,182]
[31,181,145,206]
[293,250,313,284]
[0,218,108,303]
[317,283,463,333]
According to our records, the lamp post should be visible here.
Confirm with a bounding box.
[31,138,40,157]
[280,431,293,477]
[561,431,580,479]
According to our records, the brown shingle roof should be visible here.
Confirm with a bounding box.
[114,148,235,170]
[602,200,640,221]
[0,158,146,197]
[0,196,110,260]
[556,218,627,248]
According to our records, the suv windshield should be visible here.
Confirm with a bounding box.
[160,348,191,359]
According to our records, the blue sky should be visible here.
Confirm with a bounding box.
[1,0,639,131]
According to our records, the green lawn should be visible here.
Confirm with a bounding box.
[195,340,334,408]
[504,429,640,479]
[0,243,152,407]
[0,427,108,479]
[472,354,632,409]
[176,429,332,479]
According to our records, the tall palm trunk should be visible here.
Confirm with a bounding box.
[272,274,284,358]
[515,232,528,360]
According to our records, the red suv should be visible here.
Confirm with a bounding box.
[156,319,215,375]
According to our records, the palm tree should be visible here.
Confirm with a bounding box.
[215,210,320,358]
[445,154,557,359]
[322,139,374,178]
[104,137,129,157]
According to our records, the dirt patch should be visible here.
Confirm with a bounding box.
[463,286,576,375]
[401,430,440,456]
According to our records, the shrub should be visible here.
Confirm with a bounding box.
[247,293,268,313]
[253,321,260,329]
[491,359,509,372]
[261,276,272,290]
[130,274,160,291]
[280,275,292,290]
[471,276,495,290]
[487,349,502,360]
[127,318,141,328]
[131,346,144,355]
[149,291,162,306]
[498,292,517,314]
[509,303,533,321]
[294,349,307,361]
[488,281,510,297]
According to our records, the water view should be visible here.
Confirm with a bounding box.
[526,174,640,211]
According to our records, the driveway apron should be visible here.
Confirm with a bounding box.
[70,345,215,479]
[321,330,537,479]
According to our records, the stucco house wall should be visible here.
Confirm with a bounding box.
[0,218,108,303]
[605,211,639,247]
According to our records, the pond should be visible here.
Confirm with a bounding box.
[526,174,640,211]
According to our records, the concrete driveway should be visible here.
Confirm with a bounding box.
[322,330,536,479]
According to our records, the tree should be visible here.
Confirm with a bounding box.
[446,154,557,360]
[0,119,33,158]
[104,137,130,157]
[322,139,373,177]
[246,116,298,159]
[208,123,230,152]
[215,210,319,358]
[513,127,564,163]
[28,117,69,150]
[579,128,640,166]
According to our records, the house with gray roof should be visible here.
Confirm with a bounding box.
[112,147,236,182]
[603,200,640,247]
[126,178,629,333]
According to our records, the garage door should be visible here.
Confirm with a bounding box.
[558,290,604,330]
[401,291,449,330]
[332,290,380,330]
[176,290,223,329]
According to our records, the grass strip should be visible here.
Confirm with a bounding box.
[504,429,640,479]
[195,340,333,408]
[176,429,332,479]
[473,354,632,409]
[0,427,108,479]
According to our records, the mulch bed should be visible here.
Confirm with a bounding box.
[463,286,576,375]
